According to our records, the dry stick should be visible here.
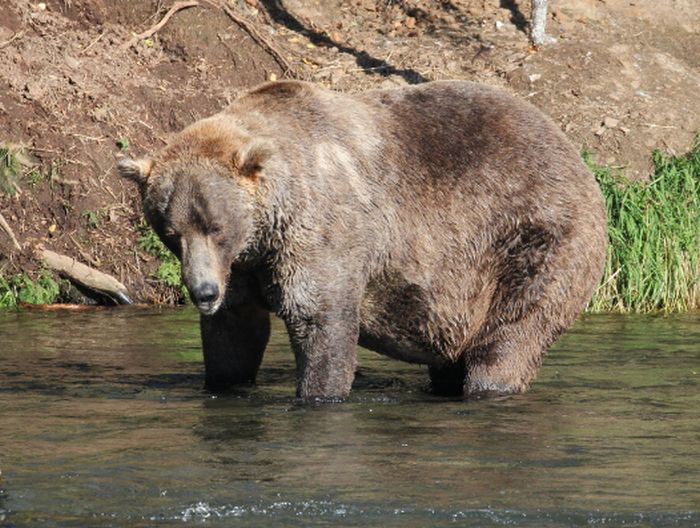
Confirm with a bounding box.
[81,30,106,54]
[215,1,297,78]
[122,0,200,49]
[68,233,100,267]
[39,249,134,305]
[0,30,25,49]
[0,212,22,252]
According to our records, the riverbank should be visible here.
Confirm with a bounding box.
[1,0,698,312]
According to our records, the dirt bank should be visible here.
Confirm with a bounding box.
[1,0,698,303]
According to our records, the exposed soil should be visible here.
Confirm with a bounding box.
[1,0,698,303]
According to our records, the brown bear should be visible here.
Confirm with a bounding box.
[118,80,607,399]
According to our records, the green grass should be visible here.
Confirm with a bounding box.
[1,143,47,193]
[137,223,189,303]
[0,143,30,195]
[0,270,61,309]
[587,140,699,313]
[116,137,130,151]
[27,168,43,187]
[81,209,103,229]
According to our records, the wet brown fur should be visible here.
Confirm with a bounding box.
[119,80,608,399]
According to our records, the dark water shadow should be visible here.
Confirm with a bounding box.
[259,0,429,84]
[0,370,204,399]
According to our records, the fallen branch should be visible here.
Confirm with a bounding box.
[38,249,134,305]
[122,1,200,49]
[215,1,297,78]
[0,212,22,252]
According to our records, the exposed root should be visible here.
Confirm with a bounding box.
[213,0,297,78]
[122,1,200,49]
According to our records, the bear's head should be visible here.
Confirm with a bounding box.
[118,121,270,315]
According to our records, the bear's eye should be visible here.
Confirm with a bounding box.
[209,225,228,246]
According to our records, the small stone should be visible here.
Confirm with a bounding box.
[405,16,416,29]
[528,73,542,83]
[603,117,619,128]
[329,31,342,44]
[64,54,80,69]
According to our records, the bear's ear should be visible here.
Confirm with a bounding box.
[117,157,154,185]
[235,140,272,180]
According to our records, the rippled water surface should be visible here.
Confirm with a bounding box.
[0,308,699,527]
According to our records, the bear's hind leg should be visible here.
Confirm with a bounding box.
[200,304,270,392]
[463,309,564,397]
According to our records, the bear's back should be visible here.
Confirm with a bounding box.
[362,81,594,202]
[235,81,595,204]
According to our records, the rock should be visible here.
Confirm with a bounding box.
[329,31,342,44]
[603,117,619,128]
[64,53,80,70]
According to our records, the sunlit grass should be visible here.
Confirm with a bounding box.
[587,139,699,313]
[0,270,61,308]
[0,143,31,195]
[137,222,189,304]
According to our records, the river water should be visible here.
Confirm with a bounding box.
[0,308,698,527]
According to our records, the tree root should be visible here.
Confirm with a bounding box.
[213,0,298,78]
[122,1,200,49]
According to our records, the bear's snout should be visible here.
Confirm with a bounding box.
[191,282,220,312]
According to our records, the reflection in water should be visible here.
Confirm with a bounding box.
[0,308,699,526]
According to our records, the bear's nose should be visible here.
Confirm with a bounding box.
[192,282,219,305]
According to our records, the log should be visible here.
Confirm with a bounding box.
[38,249,134,305]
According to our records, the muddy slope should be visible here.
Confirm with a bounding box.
[1,0,698,302]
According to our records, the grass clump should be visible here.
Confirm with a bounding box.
[587,140,699,313]
[137,223,189,303]
[116,137,130,151]
[0,269,61,309]
[0,143,33,195]
[81,209,104,229]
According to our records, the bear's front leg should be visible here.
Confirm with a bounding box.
[200,303,270,391]
[285,305,359,400]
